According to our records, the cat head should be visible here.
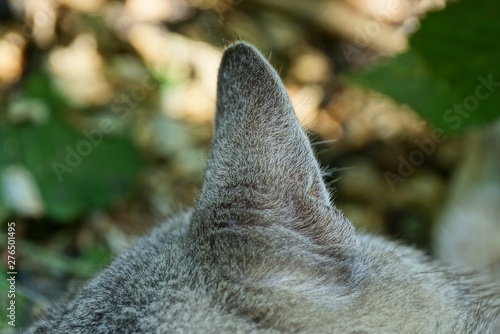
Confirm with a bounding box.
[182,42,499,332]
[27,42,500,334]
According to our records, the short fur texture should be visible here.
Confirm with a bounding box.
[26,42,500,333]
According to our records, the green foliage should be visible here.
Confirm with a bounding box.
[0,72,141,221]
[347,0,500,132]
[80,244,112,271]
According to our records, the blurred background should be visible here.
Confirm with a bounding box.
[0,0,499,330]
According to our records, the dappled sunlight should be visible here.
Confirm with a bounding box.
[1,0,498,330]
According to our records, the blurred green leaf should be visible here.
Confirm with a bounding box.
[411,0,500,91]
[81,244,111,271]
[0,73,141,221]
[347,0,500,132]
[347,51,460,128]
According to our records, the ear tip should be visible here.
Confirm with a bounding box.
[221,42,266,70]
[223,41,259,56]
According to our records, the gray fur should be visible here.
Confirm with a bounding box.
[26,42,500,333]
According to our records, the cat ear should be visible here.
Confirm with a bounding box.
[191,42,356,254]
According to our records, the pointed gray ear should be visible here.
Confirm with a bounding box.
[191,42,356,255]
